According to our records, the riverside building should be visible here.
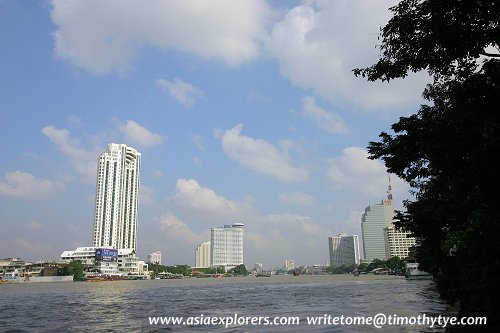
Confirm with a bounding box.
[210,223,244,270]
[384,227,416,259]
[361,179,396,263]
[60,246,140,275]
[92,143,141,251]
[194,241,211,268]
[361,178,417,263]
[328,233,360,266]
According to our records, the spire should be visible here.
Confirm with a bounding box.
[387,174,393,201]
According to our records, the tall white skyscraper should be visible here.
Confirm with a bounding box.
[195,241,211,268]
[210,223,244,270]
[328,233,360,266]
[361,179,395,263]
[92,143,141,251]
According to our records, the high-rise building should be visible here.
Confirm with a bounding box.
[210,223,244,270]
[285,259,295,271]
[92,143,141,251]
[361,178,395,263]
[384,227,416,259]
[195,241,211,268]
[147,250,162,265]
[328,233,360,266]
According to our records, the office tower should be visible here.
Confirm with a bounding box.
[210,223,244,270]
[92,143,141,251]
[384,227,416,259]
[147,250,162,265]
[328,233,361,266]
[361,179,395,263]
[195,241,211,268]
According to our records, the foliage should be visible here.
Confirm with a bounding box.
[353,0,500,82]
[148,263,192,277]
[165,265,191,276]
[326,258,404,273]
[58,261,84,278]
[385,256,405,271]
[365,259,387,272]
[192,267,218,274]
[355,0,500,326]
[326,264,357,274]
[357,263,368,271]
[228,264,248,276]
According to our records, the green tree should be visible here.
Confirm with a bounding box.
[229,264,248,276]
[357,263,369,271]
[58,261,84,279]
[385,256,405,271]
[353,0,499,82]
[366,259,387,272]
[355,0,500,327]
[166,265,191,276]
[327,264,357,274]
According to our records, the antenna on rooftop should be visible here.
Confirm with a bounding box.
[387,174,393,201]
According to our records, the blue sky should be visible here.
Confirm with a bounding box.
[0,0,429,268]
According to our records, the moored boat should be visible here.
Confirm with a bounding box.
[405,262,432,280]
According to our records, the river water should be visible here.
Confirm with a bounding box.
[0,275,447,332]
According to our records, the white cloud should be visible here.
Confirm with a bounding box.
[0,171,64,199]
[169,178,245,214]
[243,213,330,265]
[302,96,349,134]
[50,0,272,74]
[267,0,429,110]
[158,212,204,245]
[116,119,164,149]
[15,236,53,254]
[152,169,164,178]
[279,191,314,206]
[220,124,308,182]
[140,184,156,208]
[41,125,98,181]
[156,78,203,108]
[266,213,325,238]
[326,146,408,199]
[25,221,45,230]
[189,132,205,151]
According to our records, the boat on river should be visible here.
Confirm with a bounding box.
[405,262,432,280]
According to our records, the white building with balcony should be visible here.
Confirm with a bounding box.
[211,223,244,270]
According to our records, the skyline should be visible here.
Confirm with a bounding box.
[0,0,429,267]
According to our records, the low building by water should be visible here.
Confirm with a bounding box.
[61,246,140,275]
[0,257,67,280]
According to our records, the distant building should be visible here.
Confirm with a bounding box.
[136,261,148,275]
[92,143,141,251]
[211,223,244,270]
[361,179,396,263]
[361,177,417,263]
[384,227,416,259]
[0,258,66,278]
[60,246,139,275]
[285,259,295,271]
[195,241,211,268]
[254,262,263,273]
[328,233,360,266]
[147,250,162,265]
